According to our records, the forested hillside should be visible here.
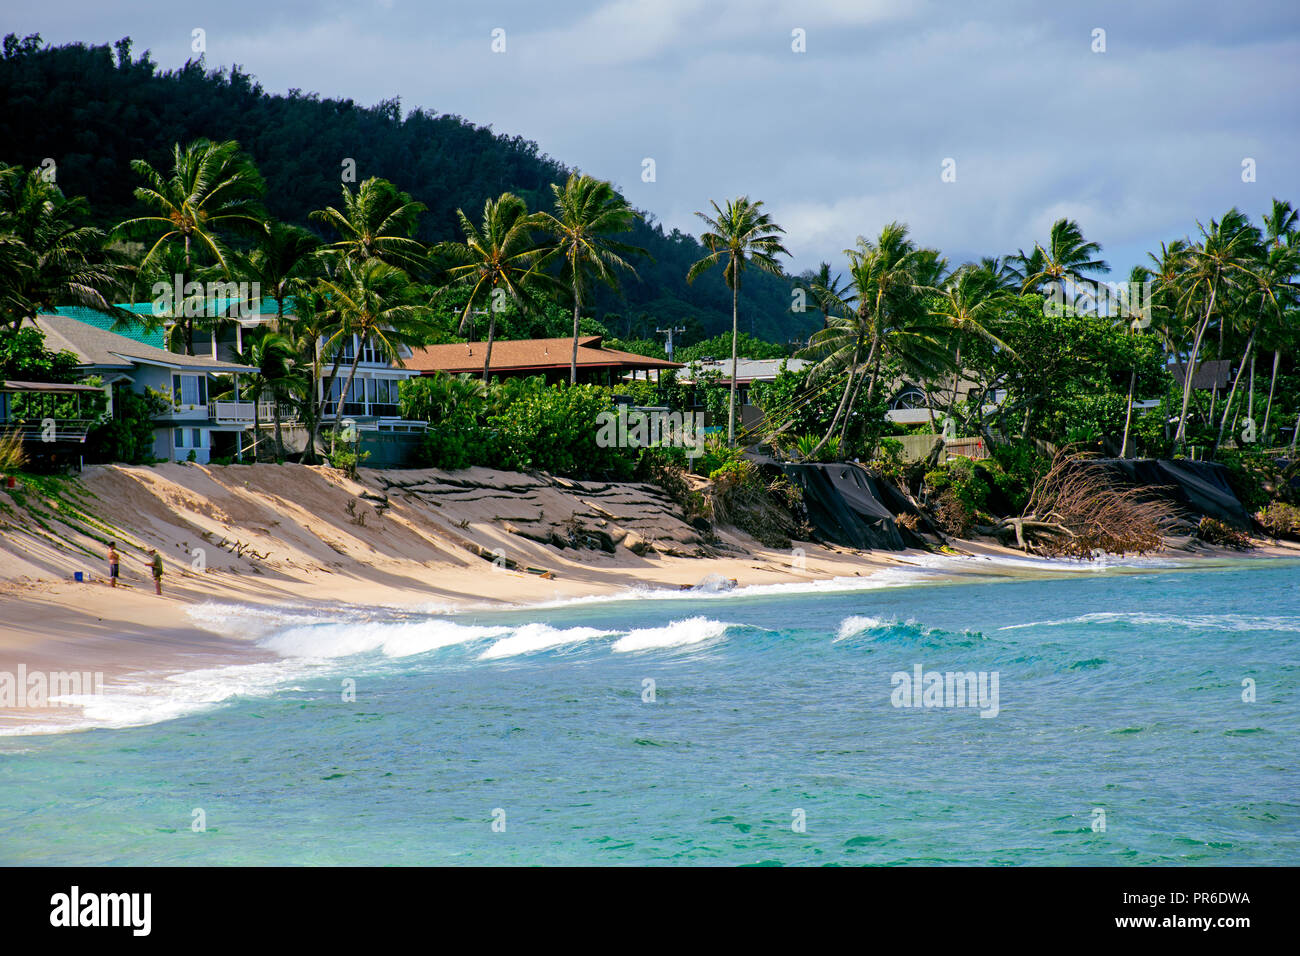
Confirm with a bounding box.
[0,34,812,344]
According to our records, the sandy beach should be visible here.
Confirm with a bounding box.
[3,462,1297,732]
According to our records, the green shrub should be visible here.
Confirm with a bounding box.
[328,446,370,477]
[1257,501,1300,539]
[86,387,170,465]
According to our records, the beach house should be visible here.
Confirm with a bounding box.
[24,313,255,464]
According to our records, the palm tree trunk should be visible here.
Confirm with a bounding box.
[1174,285,1217,447]
[252,383,262,463]
[306,339,341,465]
[728,276,739,446]
[273,388,284,462]
[334,342,366,432]
[1212,330,1254,457]
[1262,350,1280,443]
[1247,349,1256,429]
[482,311,497,383]
[813,348,859,457]
[840,359,870,447]
[570,278,581,386]
[1121,365,1137,457]
[183,233,195,356]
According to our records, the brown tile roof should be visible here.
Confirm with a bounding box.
[1171,359,1233,391]
[405,336,682,375]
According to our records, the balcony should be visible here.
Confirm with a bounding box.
[210,401,298,425]
[0,417,96,443]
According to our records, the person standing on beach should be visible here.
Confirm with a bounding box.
[108,543,120,587]
[149,549,163,595]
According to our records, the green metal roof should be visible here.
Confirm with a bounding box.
[45,307,166,348]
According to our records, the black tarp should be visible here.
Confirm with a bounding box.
[1071,458,1252,528]
[772,462,928,551]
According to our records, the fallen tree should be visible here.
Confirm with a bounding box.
[984,453,1178,558]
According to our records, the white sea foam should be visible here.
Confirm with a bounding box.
[611,616,732,653]
[893,552,1187,574]
[834,615,890,641]
[999,611,1300,632]
[479,624,618,660]
[0,657,336,736]
[261,619,512,659]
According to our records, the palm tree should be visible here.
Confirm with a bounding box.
[282,285,340,464]
[242,223,322,323]
[536,172,645,384]
[809,262,850,332]
[1212,239,1298,455]
[115,140,267,354]
[0,163,129,331]
[1006,245,1046,293]
[435,193,548,382]
[1259,201,1299,443]
[1171,210,1260,448]
[316,258,433,434]
[977,255,1022,293]
[1018,218,1110,300]
[798,224,939,455]
[311,177,427,272]
[235,331,299,461]
[1116,265,1153,457]
[927,264,1015,432]
[686,197,790,445]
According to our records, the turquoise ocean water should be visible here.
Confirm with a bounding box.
[1,557,1296,865]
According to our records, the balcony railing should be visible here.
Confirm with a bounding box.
[0,417,96,443]
[321,401,401,418]
[210,401,298,424]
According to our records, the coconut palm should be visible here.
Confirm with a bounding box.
[0,163,130,332]
[1171,210,1261,448]
[927,264,1016,430]
[1115,265,1154,457]
[798,224,938,454]
[114,140,267,353]
[235,330,300,461]
[536,172,645,384]
[310,177,427,272]
[1006,245,1046,294]
[316,258,434,434]
[686,197,790,445]
[435,193,548,382]
[1258,201,1299,442]
[1018,218,1110,300]
[241,222,322,323]
[1212,239,1299,454]
[281,285,341,464]
[809,262,850,332]
[976,255,1023,293]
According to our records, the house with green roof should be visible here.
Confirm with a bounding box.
[27,313,261,464]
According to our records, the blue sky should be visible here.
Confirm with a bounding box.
[12,0,1300,279]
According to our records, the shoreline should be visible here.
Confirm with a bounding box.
[3,461,1298,736]
[3,539,1297,737]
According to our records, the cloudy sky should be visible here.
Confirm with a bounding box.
[14,1,1300,278]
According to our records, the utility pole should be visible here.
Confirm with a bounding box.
[657,326,686,361]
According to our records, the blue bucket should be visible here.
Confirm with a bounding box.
[73,571,84,582]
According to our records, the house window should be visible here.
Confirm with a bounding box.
[191,428,202,448]
[174,428,185,448]
[172,374,208,407]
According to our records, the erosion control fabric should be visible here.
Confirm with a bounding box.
[1071,458,1252,528]
[774,462,928,551]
